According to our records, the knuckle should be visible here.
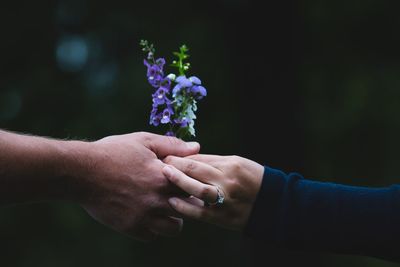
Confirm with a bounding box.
[136,131,147,139]
[229,155,242,170]
[198,186,211,199]
[184,161,197,173]
[148,196,163,210]
[230,155,241,163]
[163,155,174,164]
[227,181,241,199]
[143,135,153,145]
[137,132,154,145]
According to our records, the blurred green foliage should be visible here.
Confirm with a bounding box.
[1,0,400,266]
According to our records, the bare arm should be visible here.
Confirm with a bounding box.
[0,129,90,205]
[0,130,200,241]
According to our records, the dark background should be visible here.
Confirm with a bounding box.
[1,0,400,266]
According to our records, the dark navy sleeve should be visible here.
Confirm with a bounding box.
[245,166,400,262]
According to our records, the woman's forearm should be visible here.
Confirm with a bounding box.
[245,166,400,262]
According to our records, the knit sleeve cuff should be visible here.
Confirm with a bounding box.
[244,166,288,242]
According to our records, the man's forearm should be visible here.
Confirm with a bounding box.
[0,130,92,205]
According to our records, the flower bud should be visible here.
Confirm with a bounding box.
[167,73,176,81]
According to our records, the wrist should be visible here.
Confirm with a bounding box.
[53,139,96,204]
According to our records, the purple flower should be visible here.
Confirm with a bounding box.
[172,83,182,97]
[161,77,172,87]
[152,86,170,105]
[173,76,191,97]
[173,75,207,100]
[161,106,174,124]
[190,85,207,99]
[146,67,162,86]
[156,58,166,68]
[141,41,207,138]
[143,59,151,68]
[150,107,162,126]
[174,117,190,127]
[176,76,193,87]
[189,76,201,85]
[147,65,160,78]
[144,58,166,88]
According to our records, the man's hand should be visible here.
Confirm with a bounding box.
[0,130,200,242]
[77,132,200,241]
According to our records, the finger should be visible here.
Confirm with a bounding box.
[151,195,185,218]
[143,132,200,158]
[150,160,190,197]
[163,156,222,184]
[186,196,205,207]
[148,216,183,237]
[167,184,192,198]
[163,165,219,204]
[185,154,224,166]
[168,197,211,222]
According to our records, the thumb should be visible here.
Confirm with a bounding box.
[145,133,200,158]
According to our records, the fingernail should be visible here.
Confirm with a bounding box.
[163,166,173,178]
[169,198,177,207]
[186,142,199,150]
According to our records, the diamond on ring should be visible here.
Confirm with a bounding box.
[208,186,224,206]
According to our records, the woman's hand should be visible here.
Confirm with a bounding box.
[163,155,264,231]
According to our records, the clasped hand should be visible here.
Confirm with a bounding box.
[84,132,264,241]
[163,155,264,231]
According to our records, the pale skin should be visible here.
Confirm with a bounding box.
[0,130,200,241]
[163,155,264,231]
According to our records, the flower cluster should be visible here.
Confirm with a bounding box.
[140,40,207,139]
